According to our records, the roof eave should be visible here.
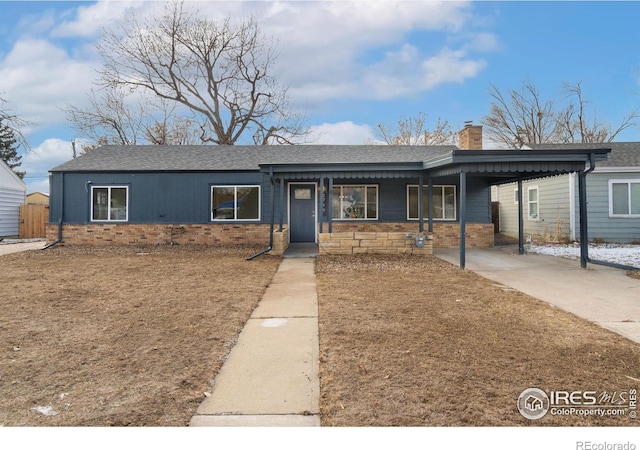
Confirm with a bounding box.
[423,148,611,169]
[259,161,425,173]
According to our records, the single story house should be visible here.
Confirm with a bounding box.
[0,158,26,238]
[493,142,640,244]
[47,126,610,268]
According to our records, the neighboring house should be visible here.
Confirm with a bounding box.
[47,126,610,266]
[493,142,640,244]
[26,192,50,205]
[0,158,27,238]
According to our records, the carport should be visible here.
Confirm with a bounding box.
[422,147,611,269]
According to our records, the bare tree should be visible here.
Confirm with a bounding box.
[65,85,146,146]
[482,80,557,148]
[376,112,457,145]
[97,0,307,145]
[145,116,203,145]
[66,83,206,151]
[0,95,30,152]
[482,79,638,148]
[555,81,638,143]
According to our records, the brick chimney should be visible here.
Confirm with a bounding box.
[458,123,483,150]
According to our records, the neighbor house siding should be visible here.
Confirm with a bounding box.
[496,172,640,244]
[579,172,640,243]
[0,187,26,237]
[0,161,27,238]
[496,175,572,242]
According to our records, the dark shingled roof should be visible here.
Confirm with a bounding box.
[49,145,458,172]
[524,142,640,168]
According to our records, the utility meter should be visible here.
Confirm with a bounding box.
[415,234,425,248]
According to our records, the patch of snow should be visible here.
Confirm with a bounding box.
[527,243,640,268]
[32,405,57,416]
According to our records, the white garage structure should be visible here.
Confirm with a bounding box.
[0,159,26,238]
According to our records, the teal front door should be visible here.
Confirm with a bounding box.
[289,184,316,243]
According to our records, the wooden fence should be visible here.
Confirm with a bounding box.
[19,204,49,239]
[491,201,500,233]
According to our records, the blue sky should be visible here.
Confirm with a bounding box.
[2,0,640,195]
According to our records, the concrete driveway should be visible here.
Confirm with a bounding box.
[435,246,640,344]
[0,241,44,256]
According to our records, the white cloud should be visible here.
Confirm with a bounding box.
[47,0,485,104]
[302,121,377,145]
[0,39,96,132]
[420,47,487,89]
[463,32,501,52]
[293,43,488,101]
[51,1,149,38]
[22,138,76,194]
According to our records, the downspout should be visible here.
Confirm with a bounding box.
[517,176,524,255]
[459,171,467,269]
[42,218,63,250]
[577,153,597,267]
[247,168,276,260]
[42,173,64,250]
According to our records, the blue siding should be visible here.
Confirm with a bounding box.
[50,172,491,225]
[320,176,490,224]
[50,171,274,224]
[464,177,492,223]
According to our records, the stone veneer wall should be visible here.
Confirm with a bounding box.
[271,228,290,256]
[319,222,493,254]
[319,230,433,255]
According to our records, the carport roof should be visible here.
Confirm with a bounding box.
[261,147,612,183]
[420,148,611,183]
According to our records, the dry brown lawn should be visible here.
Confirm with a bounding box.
[0,245,280,426]
[316,254,640,427]
[1,246,639,427]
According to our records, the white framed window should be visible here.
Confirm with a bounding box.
[331,185,378,220]
[211,185,261,221]
[91,186,128,222]
[527,186,539,220]
[609,180,640,217]
[407,185,456,220]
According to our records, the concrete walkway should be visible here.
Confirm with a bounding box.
[435,246,640,344]
[0,241,44,256]
[190,257,320,426]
